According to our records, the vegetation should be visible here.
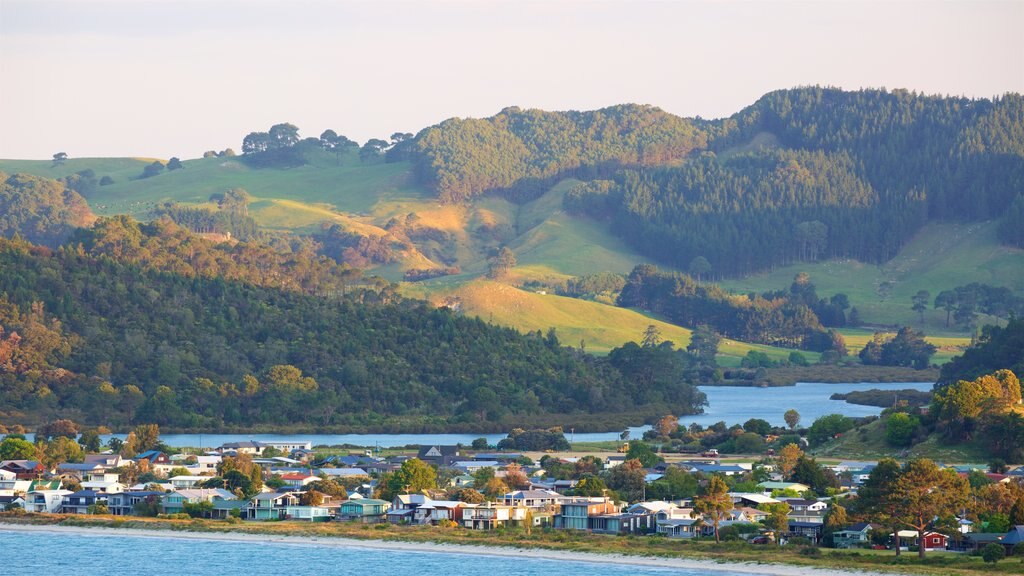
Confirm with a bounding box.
[0,172,95,247]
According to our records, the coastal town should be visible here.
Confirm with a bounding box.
[2,429,1023,564]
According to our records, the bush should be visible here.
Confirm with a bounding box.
[800,547,821,556]
[982,543,1005,564]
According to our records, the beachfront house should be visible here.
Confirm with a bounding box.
[462,502,528,530]
[499,489,562,510]
[107,491,164,516]
[554,496,618,530]
[25,487,72,513]
[247,491,301,520]
[61,490,103,514]
[162,488,236,515]
[338,498,390,523]
[833,522,876,549]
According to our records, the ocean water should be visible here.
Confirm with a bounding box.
[0,530,761,576]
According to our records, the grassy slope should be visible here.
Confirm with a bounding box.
[6,155,1017,366]
[811,417,989,463]
[718,222,1024,337]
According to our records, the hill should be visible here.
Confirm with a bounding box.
[0,234,709,432]
[3,87,1022,358]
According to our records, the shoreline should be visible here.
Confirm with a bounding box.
[0,522,893,576]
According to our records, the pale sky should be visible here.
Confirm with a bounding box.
[1,0,1022,160]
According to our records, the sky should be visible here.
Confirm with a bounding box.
[1,0,1022,160]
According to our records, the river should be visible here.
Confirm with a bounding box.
[22,381,932,448]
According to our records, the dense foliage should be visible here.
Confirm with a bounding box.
[616,265,846,351]
[412,104,707,203]
[0,235,705,430]
[937,318,1024,385]
[0,172,95,247]
[415,88,1024,274]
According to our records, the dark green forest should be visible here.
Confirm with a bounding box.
[616,264,848,352]
[0,172,96,248]
[412,88,1024,275]
[0,232,707,431]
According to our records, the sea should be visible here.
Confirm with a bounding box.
[21,381,933,448]
[0,529,761,576]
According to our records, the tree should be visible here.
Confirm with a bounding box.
[823,502,849,547]
[891,459,970,560]
[359,138,390,161]
[299,490,324,506]
[935,290,958,327]
[0,436,35,460]
[131,424,161,452]
[389,458,437,496]
[78,429,101,453]
[52,152,68,167]
[606,458,646,503]
[183,500,213,518]
[37,419,79,441]
[880,327,936,369]
[141,161,165,179]
[503,463,529,490]
[687,324,720,367]
[268,123,300,150]
[762,502,791,545]
[776,443,804,479]
[483,477,509,500]
[487,247,517,279]
[167,157,184,171]
[43,436,83,467]
[574,475,608,497]
[654,414,678,437]
[743,418,771,436]
[688,256,711,282]
[642,325,663,348]
[885,412,919,447]
[450,487,485,504]
[858,458,904,556]
[784,409,800,430]
[911,290,930,324]
[807,414,854,446]
[242,132,269,154]
[694,475,733,543]
[625,442,661,468]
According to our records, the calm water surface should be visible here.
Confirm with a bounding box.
[0,530,760,576]
[23,381,931,447]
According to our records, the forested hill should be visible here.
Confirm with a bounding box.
[413,88,1024,275]
[412,104,708,203]
[0,172,96,247]
[0,235,706,432]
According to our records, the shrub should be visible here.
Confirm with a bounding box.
[982,543,1005,564]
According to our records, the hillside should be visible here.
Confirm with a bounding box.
[3,88,1022,359]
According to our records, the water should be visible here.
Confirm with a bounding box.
[21,381,932,448]
[0,529,759,576]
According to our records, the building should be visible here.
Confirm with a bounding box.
[554,497,618,530]
[416,445,460,466]
[107,491,164,516]
[833,522,875,549]
[462,503,528,530]
[162,488,236,515]
[338,499,390,523]
[499,489,562,510]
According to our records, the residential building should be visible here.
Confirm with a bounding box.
[833,522,875,548]
[162,488,236,515]
[416,445,460,466]
[338,499,390,523]
[499,489,562,510]
[61,490,103,514]
[554,497,617,530]
[24,489,72,513]
[462,503,528,530]
[107,491,163,516]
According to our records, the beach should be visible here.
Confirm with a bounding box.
[0,522,895,576]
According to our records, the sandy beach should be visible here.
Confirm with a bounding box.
[0,522,896,576]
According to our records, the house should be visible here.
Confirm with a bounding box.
[317,468,369,480]
[55,461,105,480]
[462,502,528,530]
[279,473,318,488]
[757,481,810,494]
[136,451,172,465]
[1001,525,1024,555]
[895,530,948,551]
[417,500,468,524]
[168,475,210,490]
[417,445,460,466]
[262,441,313,453]
[833,522,875,548]
[499,489,563,510]
[162,488,236,515]
[107,491,164,516]
[217,441,265,455]
[473,453,523,462]
[685,463,747,476]
[0,460,45,479]
[0,494,26,510]
[338,498,390,523]
[84,453,126,470]
[656,517,702,538]
[61,490,103,514]
[781,498,828,513]
[25,488,72,513]
[730,492,780,508]
[554,496,618,530]
[452,460,498,473]
[733,507,770,523]
[281,500,339,522]
[247,491,300,520]
[590,512,653,535]
[789,521,825,544]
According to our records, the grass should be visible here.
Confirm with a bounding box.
[837,328,970,366]
[719,222,1024,336]
[811,417,990,462]
[1,514,1011,575]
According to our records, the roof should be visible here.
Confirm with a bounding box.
[417,445,459,458]
[343,498,389,506]
[280,473,316,480]
[504,489,561,499]
[318,468,368,477]
[730,493,780,505]
[1003,525,1024,545]
[169,488,236,500]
